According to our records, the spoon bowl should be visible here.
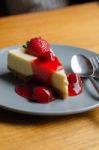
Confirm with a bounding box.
[71,54,93,77]
[71,54,99,95]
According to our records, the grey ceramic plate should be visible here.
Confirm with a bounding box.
[0,45,99,116]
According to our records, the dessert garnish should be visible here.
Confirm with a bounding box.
[23,37,54,60]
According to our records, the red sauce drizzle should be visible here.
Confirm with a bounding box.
[67,73,83,96]
[68,82,83,96]
[31,56,63,84]
[15,74,83,103]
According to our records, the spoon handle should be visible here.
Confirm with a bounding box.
[89,76,99,94]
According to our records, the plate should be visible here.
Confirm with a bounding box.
[0,45,99,115]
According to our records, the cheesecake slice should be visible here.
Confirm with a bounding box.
[8,38,68,99]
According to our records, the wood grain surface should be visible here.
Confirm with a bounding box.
[0,2,99,150]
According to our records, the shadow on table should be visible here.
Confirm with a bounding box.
[0,107,99,126]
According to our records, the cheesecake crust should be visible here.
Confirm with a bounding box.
[8,66,33,81]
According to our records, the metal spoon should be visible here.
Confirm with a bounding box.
[71,54,99,94]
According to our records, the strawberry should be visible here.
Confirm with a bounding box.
[24,37,51,57]
[32,86,54,103]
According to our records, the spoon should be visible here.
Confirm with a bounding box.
[71,54,99,94]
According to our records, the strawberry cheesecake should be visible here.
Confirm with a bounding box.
[8,37,68,99]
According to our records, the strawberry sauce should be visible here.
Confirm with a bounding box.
[67,73,83,96]
[16,85,54,103]
[16,85,33,100]
[32,56,63,84]
[68,82,83,96]
[15,73,83,104]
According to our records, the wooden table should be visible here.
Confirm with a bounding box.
[0,2,99,150]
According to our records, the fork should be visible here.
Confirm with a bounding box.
[90,56,99,94]
[91,56,99,78]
